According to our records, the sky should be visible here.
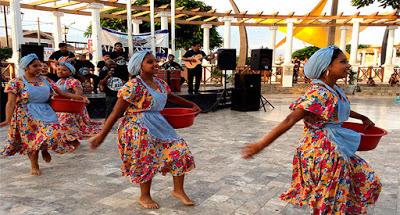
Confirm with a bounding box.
[0,0,399,55]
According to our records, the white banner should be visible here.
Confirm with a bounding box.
[100,27,169,52]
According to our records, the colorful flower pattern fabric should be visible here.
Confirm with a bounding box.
[56,78,103,141]
[1,77,74,156]
[117,77,195,184]
[279,83,381,214]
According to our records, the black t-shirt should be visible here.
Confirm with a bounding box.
[74,60,95,76]
[183,50,206,70]
[44,73,59,82]
[97,61,106,69]
[49,50,75,61]
[99,66,129,97]
[110,51,128,61]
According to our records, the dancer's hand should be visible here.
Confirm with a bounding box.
[81,96,90,104]
[362,117,375,130]
[0,121,9,127]
[89,134,105,150]
[241,143,263,159]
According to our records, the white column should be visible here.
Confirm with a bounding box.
[373,48,378,66]
[132,19,142,34]
[339,26,349,53]
[349,18,362,65]
[126,0,133,57]
[361,50,366,66]
[269,26,278,65]
[223,16,234,48]
[284,19,296,64]
[9,0,23,76]
[158,11,170,49]
[392,47,397,64]
[171,0,176,54]
[201,24,212,55]
[52,12,63,49]
[282,18,296,87]
[90,3,104,66]
[150,0,155,53]
[383,26,397,82]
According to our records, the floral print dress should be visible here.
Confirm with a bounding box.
[117,77,195,184]
[1,77,74,156]
[280,81,381,214]
[56,77,102,141]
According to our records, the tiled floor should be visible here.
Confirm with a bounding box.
[0,94,399,215]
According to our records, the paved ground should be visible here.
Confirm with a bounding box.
[0,94,399,215]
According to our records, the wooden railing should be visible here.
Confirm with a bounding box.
[357,66,384,82]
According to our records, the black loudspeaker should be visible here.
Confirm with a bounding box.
[217,49,236,70]
[232,74,261,111]
[250,49,273,70]
[21,44,44,61]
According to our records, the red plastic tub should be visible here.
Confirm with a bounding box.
[161,108,200,129]
[341,122,387,151]
[50,96,85,113]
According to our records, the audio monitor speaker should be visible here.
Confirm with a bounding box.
[21,44,44,61]
[250,49,273,70]
[217,49,236,70]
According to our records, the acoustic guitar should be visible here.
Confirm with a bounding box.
[182,53,215,69]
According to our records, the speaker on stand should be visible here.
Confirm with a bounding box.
[21,44,45,61]
[216,49,236,106]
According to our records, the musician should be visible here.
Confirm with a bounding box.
[161,54,182,71]
[182,43,212,94]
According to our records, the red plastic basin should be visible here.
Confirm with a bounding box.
[50,96,85,113]
[161,108,199,129]
[341,122,387,151]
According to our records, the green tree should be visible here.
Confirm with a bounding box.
[0,48,12,62]
[351,0,399,9]
[345,44,370,54]
[292,46,320,60]
[85,0,222,49]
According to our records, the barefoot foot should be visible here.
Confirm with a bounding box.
[41,150,52,163]
[31,168,41,176]
[171,191,194,206]
[138,196,160,209]
[68,140,81,151]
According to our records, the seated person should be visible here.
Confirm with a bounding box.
[367,77,376,87]
[161,54,183,71]
[389,73,399,87]
[74,54,99,94]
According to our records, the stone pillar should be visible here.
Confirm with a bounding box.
[339,26,349,53]
[383,26,397,82]
[9,0,23,76]
[392,47,397,65]
[158,11,170,49]
[150,0,155,53]
[269,26,278,65]
[349,18,362,83]
[52,12,63,49]
[132,19,142,35]
[170,0,176,54]
[223,16,234,48]
[126,0,133,56]
[373,48,379,66]
[201,24,212,55]
[282,18,296,87]
[90,3,104,66]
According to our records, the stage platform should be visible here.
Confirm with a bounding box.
[84,85,234,118]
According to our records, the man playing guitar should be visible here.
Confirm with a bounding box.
[182,43,213,94]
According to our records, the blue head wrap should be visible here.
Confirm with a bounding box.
[59,61,76,75]
[20,53,39,70]
[127,51,152,76]
[304,45,339,79]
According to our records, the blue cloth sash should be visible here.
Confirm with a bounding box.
[138,77,179,140]
[23,76,59,124]
[313,80,360,158]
